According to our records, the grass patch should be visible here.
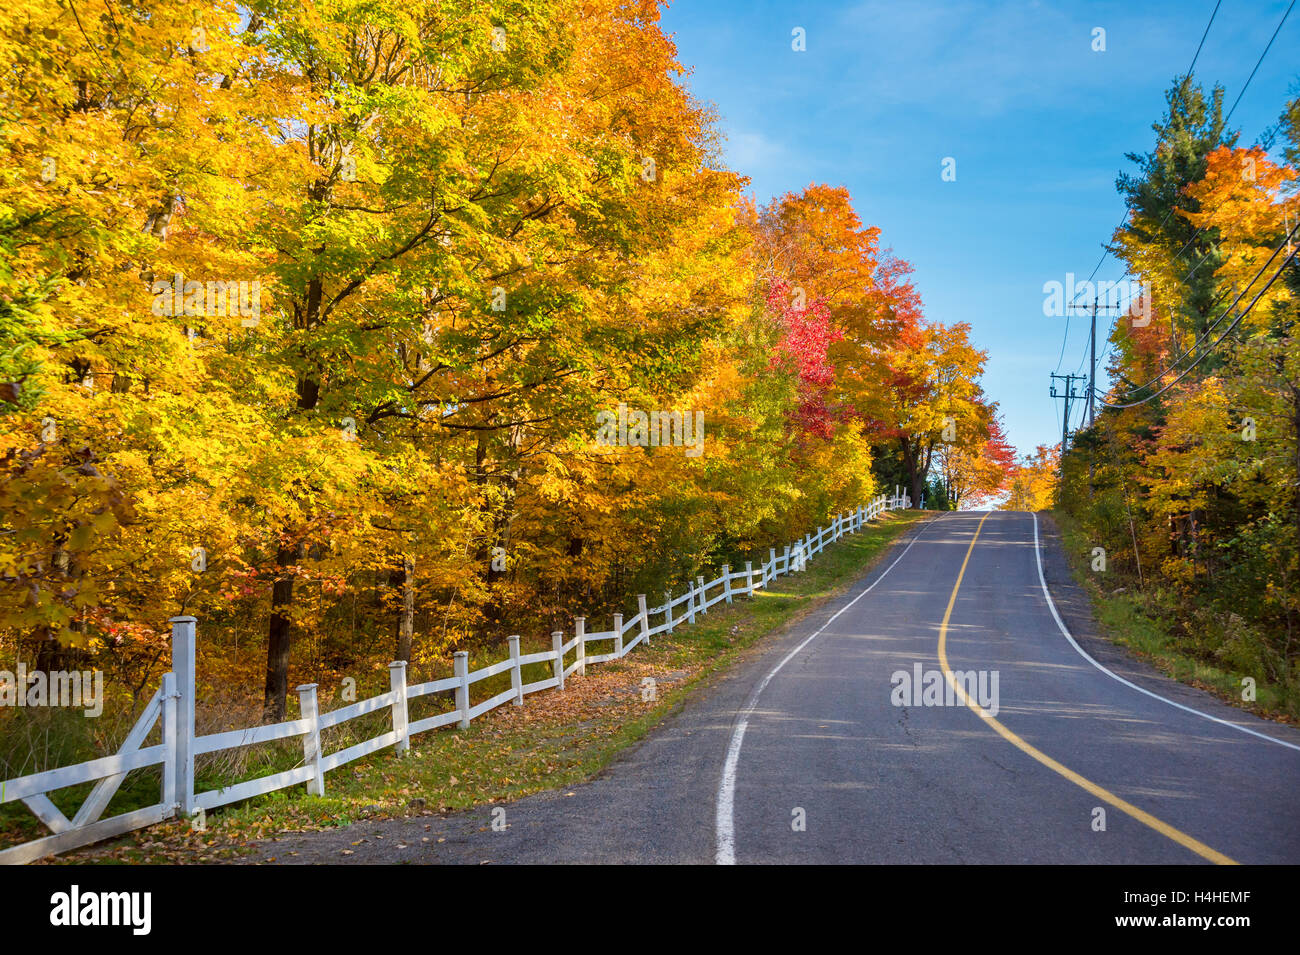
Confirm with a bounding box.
[1051,509,1298,724]
[24,510,926,864]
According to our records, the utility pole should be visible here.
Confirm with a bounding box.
[1067,296,1123,426]
[1049,373,1086,451]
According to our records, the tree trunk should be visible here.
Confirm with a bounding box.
[263,541,301,722]
[473,425,524,633]
[395,556,414,662]
[900,438,919,509]
[915,439,935,509]
[33,626,64,673]
[902,436,929,509]
[1292,383,1300,554]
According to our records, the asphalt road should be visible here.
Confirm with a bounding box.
[249,511,1300,865]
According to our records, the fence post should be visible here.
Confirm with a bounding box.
[637,594,650,645]
[782,544,791,576]
[744,560,754,596]
[508,635,523,705]
[665,590,675,633]
[454,650,470,728]
[575,616,586,676]
[297,683,324,793]
[768,547,778,584]
[389,661,409,755]
[722,565,732,604]
[169,615,196,817]
[613,614,624,657]
[551,631,565,691]
[696,576,707,615]
[160,671,178,817]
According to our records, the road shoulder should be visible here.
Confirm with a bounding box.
[1035,511,1300,742]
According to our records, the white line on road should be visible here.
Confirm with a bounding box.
[1031,512,1300,753]
[714,516,941,864]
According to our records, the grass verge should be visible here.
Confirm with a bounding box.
[1051,509,1298,724]
[29,510,928,864]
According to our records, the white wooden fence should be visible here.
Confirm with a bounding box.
[0,490,910,864]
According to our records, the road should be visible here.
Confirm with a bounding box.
[249,511,1300,865]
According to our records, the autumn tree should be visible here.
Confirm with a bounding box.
[936,406,1015,509]
[1002,445,1059,512]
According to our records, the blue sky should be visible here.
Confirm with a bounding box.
[658,0,1299,458]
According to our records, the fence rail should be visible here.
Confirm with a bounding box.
[0,490,910,864]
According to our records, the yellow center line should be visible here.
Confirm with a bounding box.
[937,512,1237,866]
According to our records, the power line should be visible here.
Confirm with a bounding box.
[1052,311,1074,375]
[1187,0,1222,75]
[1095,0,1233,286]
[1119,0,1291,292]
[1049,373,1087,450]
[1054,246,1106,376]
[1095,322,1117,378]
[1223,0,1296,124]
[1068,296,1125,425]
[1106,220,1299,399]
[1095,242,1299,410]
[1067,0,1294,376]
[1052,0,1227,376]
[1125,0,1294,268]
[1105,216,1271,360]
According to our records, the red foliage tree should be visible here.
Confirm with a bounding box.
[766,278,844,440]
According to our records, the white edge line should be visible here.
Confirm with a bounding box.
[714,516,938,864]
[1032,511,1300,753]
